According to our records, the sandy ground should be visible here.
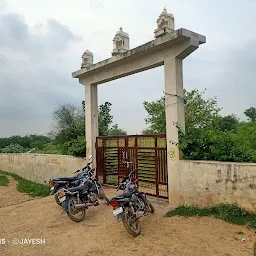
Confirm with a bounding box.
[0,176,255,256]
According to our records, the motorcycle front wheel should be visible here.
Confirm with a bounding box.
[122,206,141,237]
[148,201,155,213]
[97,182,110,205]
[66,196,86,222]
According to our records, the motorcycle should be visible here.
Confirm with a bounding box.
[48,155,93,206]
[57,164,109,222]
[109,161,155,237]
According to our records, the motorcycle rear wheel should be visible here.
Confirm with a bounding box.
[66,196,86,222]
[54,186,64,206]
[122,206,141,237]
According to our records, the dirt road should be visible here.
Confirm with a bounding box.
[0,176,255,256]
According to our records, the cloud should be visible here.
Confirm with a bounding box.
[182,38,256,121]
[0,11,84,137]
[0,0,255,137]
[89,0,104,9]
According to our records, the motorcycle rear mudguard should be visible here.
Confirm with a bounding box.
[50,183,67,195]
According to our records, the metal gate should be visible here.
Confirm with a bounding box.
[96,134,168,199]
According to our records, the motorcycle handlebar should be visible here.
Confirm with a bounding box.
[117,180,130,190]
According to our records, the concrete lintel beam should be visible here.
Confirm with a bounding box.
[72,28,206,83]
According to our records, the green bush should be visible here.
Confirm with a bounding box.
[34,143,62,154]
[0,171,49,197]
[166,204,256,229]
[143,89,256,163]
[0,175,9,186]
[61,136,86,157]
[179,127,256,162]
[1,143,25,153]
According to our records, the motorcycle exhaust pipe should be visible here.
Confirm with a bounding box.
[75,203,93,210]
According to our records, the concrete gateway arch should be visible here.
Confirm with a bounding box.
[72,8,206,204]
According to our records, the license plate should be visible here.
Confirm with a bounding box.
[59,196,66,203]
[50,186,54,191]
[113,207,123,216]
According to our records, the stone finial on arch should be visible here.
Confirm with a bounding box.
[154,8,175,38]
[81,50,93,69]
[112,27,130,56]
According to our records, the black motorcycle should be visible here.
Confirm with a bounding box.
[109,162,155,237]
[48,156,92,206]
[57,166,109,222]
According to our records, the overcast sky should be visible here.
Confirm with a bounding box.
[0,0,255,137]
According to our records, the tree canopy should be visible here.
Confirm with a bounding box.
[50,101,127,156]
[1,89,255,163]
[0,101,127,157]
[143,89,256,162]
[244,107,256,122]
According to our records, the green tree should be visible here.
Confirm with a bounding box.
[0,134,52,152]
[108,124,127,136]
[141,128,154,135]
[143,96,165,134]
[143,89,256,162]
[83,101,115,136]
[218,114,239,132]
[51,101,127,156]
[50,103,85,156]
[98,102,113,136]
[244,107,256,122]
[143,89,221,134]
[0,135,31,149]
[52,103,84,144]
[61,136,86,157]
[1,143,25,153]
[184,89,221,131]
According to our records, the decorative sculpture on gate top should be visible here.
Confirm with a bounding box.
[81,50,93,69]
[154,8,175,38]
[112,27,130,56]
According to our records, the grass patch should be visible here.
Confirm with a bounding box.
[0,170,49,197]
[0,175,9,186]
[166,204,256,230]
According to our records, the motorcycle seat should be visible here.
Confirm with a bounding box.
[53,176,78,182]
[67,185,86,193]
[114,192,132,200]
